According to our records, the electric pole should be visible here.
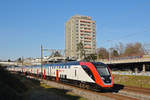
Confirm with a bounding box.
[41,45,43,79]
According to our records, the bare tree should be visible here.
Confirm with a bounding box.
[50,51,62,57]
[124,42,145,56]
[143,43,150,54]
[111,49,119,58]
[97,47,109,59]
[115,42,124,56]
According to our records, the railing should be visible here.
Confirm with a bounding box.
[112,71,150,76]
[97,55,150,64]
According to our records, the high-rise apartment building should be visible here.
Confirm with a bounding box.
[65,15,96,59]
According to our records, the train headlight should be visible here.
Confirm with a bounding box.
[101,77,105,80]
[109,77,112,80]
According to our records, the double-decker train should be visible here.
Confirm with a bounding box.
[8,61,114,89]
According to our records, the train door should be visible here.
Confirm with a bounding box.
[50,66,52,76]
[36,69,38,75]
[49,66,51,76]
[44,69,46,79]
[73,67,78,80]
[56,70,59,81]
[47,67,49,76]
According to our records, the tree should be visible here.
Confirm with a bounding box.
[77,42,85,60]
[51,51,62,57]
[8,59,11,62]
[97,47,109,59]
[85,53,97,62]
[124,42,145,56]
[115,42,124,56]
[17,57,22,62]
[143,43,150,54]
[111,49,119,58]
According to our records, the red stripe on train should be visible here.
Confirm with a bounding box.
[80,62,113,88]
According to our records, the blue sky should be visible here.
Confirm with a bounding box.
[0,0,150,60]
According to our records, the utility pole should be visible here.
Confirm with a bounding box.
[41,45,43,79]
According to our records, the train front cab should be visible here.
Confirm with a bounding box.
[80,62,114,89]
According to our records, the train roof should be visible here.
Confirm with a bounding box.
[24,61,107,68]
[46,61,81,66]
[45,61,106,66]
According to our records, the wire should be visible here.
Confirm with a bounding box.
[100,29,149,44]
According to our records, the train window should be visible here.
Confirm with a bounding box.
[92,63,110,76]
[96,67,110,76]
[65,75,67,79]
[82,65,86,69]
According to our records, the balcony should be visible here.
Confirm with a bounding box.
[84,46,91,49]
[80,30,91,33]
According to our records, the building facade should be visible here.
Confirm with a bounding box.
[65,15,96,60]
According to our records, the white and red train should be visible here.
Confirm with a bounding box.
[8,61,114,89]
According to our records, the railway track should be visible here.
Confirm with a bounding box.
[99,93,139,100]
[40,78,149,100]
[14,72,150,100]
[117,86,150,100]
[124,86,150,94]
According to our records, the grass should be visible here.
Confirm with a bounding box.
[40,83,88,100]
[0,66,87,100]
[113,74,150,88]
[0,67,28,100]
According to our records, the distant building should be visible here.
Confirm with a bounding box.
[65,15,96,59]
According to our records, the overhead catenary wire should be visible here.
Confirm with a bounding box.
[99,29,150,47]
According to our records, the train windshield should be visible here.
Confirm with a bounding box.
[96,67,110,76]
[92,62,110,76]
